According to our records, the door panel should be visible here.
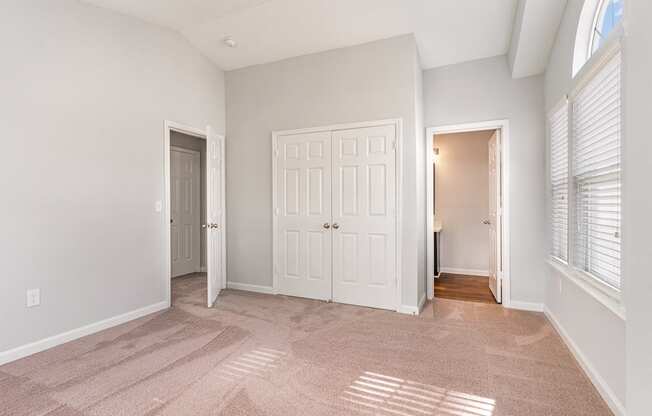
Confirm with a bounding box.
[332,125,397,310]
[488,132,502,303]
[170,149,200,278]
[276,132,332,300]
[206,127,225,307]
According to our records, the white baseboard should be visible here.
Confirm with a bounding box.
[398,293,426,316]
[199,266,207,273]
[226,281,275,295]
[418,292,427,312]
[0,301,168,366]
[439,267,489,277]
[398,304,419,315]
[508,300,544,312]
[544,306,625,416]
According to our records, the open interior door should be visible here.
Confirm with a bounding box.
[488,131,502,303]
[206,126,226,307]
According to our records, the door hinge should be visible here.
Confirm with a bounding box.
[392,141,397,151]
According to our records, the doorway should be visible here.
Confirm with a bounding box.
[164,121,226,308]
[426,120,510,306]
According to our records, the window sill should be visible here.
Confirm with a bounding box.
[547,258,626,321]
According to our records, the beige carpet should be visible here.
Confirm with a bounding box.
[0,274,611,416]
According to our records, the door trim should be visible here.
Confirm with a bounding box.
[272,118,403,312]
[426,119,511,308]
[164,120,226,308]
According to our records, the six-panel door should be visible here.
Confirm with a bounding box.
[171,149,201,278]
[206,128,225,308]
[276,132,333,301]
[488,132,502,303]
[331,125,397,310]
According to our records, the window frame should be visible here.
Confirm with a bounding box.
[548,23,625,314]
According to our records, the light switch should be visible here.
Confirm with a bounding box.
[26,289,40,307]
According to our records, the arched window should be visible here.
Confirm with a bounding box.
[590,0,624,53]
[573,0,624,76]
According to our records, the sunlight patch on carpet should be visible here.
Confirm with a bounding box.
[340,371,495,416]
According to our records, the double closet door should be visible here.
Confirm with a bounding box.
[275,124,397,311]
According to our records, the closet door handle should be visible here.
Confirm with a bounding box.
[323,223,330,229]
[332,223,340,230]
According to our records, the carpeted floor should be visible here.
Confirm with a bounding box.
[0,274,611,416]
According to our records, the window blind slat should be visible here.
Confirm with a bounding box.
[572,52,622,290]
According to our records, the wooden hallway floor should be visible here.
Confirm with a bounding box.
[434,273,498,304]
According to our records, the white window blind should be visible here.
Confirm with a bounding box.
[572,52,622,290]
[550,104,569,262]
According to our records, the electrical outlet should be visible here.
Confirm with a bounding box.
[26,289,40,307]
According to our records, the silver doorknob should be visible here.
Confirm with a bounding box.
[323,223,330,229]
[202,224,207,228]
[482,220,491,225]
[332,223,340,229]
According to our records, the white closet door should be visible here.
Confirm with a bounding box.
[331,125,397,310]
[170,149,201,278]
[276,132,332,300]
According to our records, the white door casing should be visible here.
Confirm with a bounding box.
[206,126,226,307]
[170,148,201,278]
[276,131,332,301]
[488,131,502,303]
[331,125,397,310]
[426,120,509,307]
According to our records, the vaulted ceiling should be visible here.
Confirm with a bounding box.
[81,0,565,75]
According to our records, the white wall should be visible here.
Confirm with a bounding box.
[435,131,493,274]
[623,1,652,414]
[542,0,626,411]
[225,35,424,308]
[414,51,427,305]
[424,56,546,305]
[0,0,225,354]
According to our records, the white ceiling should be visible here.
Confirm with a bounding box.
[82,0,519,71]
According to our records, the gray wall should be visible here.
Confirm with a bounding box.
[423,55,546,305]
[170,132,207,269]
[434,131,493,274]
[623,1,652,414]
[225,35,424,308]
[0,0,225,353]
[543,0,626,408]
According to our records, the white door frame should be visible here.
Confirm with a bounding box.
[272,118,403,312]
[426,119,511,308]
[164,120,226,308]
